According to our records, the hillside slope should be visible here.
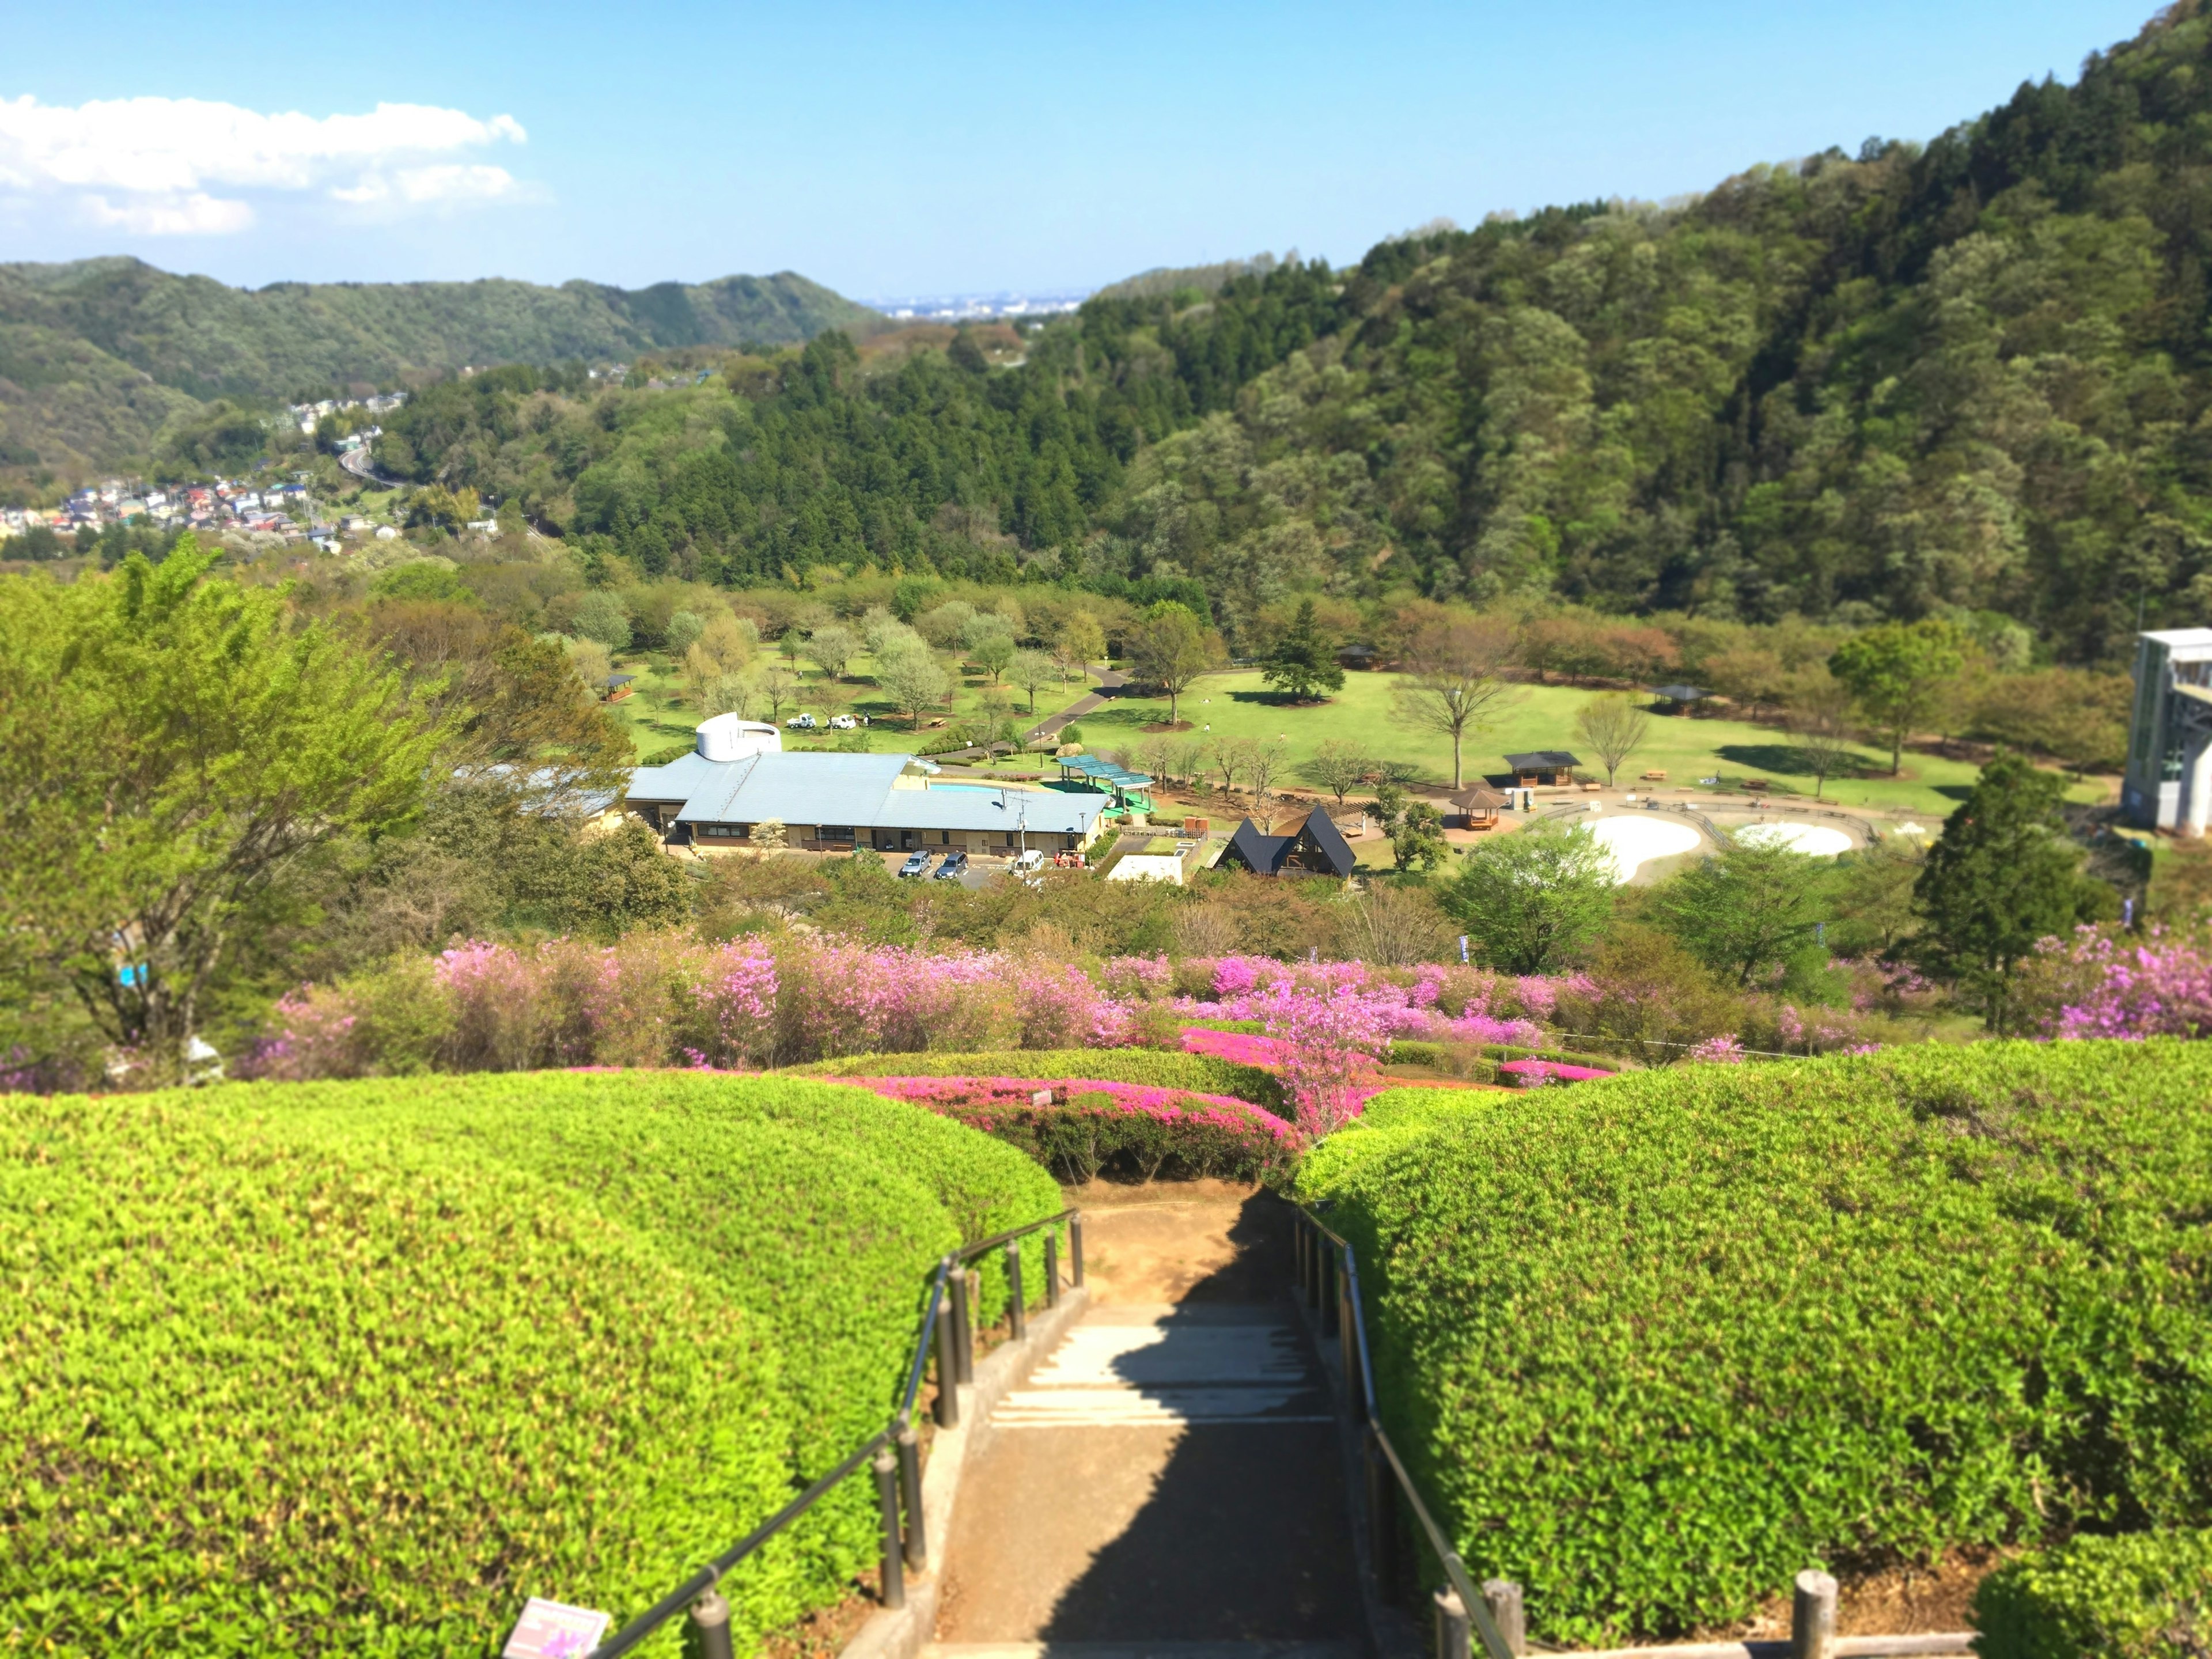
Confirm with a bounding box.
[338,3,2212,658]
[0,257,884,482]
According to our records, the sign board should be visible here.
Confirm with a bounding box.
[504,1597,611,1659]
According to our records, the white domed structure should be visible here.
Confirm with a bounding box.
[694,713,780,763]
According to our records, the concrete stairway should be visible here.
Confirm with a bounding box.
[929,1294,1360,1651]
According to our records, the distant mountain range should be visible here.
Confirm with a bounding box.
[0,257,887,484]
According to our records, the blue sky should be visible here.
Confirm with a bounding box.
[0,0,2161,300]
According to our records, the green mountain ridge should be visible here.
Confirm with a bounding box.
[0,257,885,483]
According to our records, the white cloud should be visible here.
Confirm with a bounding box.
[0,94,532,233]
[81,191,255,236]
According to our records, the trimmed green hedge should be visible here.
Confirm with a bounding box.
[1297,1044,2212,1645]
[1385,1041,1502,1084]
[782,1047,1286,1112]
[1976,1530,2212,1659]
[1298,1088,1502,1200]
[1,1073,1060,1657]
[1480,1040,1626,1072]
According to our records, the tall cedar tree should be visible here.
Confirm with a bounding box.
[1911,752,2115,1027]
[1260,599,1345,701]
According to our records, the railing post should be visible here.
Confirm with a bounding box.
[1321,1244,1340,1337]
[1434,1586,1472,1659]
[1339,1262,1359,1395]
[1070,1213,1085,1286]
[1364,1428,1397,1594]
[689,1586,736,1659]
[897,1423,928,1573]
[1482,1580,1527,1656]
[1791,1569,1838,1659]
[933,1287,961,1427]
[873,1446,905,1609]
[1044,1228,1060,1308]
[1005,1241,1026,1341]
[948,1265,975,1385]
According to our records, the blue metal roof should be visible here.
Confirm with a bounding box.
[627,753,1107,835]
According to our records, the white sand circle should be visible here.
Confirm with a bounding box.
[1586,815,1703,883]
[1733,821,1854,857]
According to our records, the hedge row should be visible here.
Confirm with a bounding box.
[783,1047,1286,1111]
[837,1075,1296,1183]
[1293,1043,2212,1645]
[1384,1041,1502,1084]
[1975,1529,2212,1659]
[1,1072,1061,1657]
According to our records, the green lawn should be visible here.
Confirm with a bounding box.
[1075,670,2107,819]
[607,647,1088,762]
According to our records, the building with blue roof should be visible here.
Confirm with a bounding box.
[626,723,1108,856]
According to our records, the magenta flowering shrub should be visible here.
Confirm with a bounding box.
[1684,1034,1749,1065]
[1498,1058,1616,1084]
[1101,955,1173,1001]
[2020,923,2212,1039]
[843,1074,1296,1142]
[836,1073,1298,1180]
[1181,1027,1287,1067]
[1260,980,1397,1137]
[245,933,1138,1079]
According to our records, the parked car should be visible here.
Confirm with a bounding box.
[785,713,817,729]
[897,850,933,878]
[934,851,969,881]
[828,714,858,730]
[1009,849,1046,876]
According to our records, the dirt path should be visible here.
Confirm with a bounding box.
[929,1184,1360,1652]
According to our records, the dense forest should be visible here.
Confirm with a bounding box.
[369,2,2212,662]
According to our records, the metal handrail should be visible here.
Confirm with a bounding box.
[583,1209,1080,1659]
[1296,1203,1517,1659]
[956,1206,1078,1262]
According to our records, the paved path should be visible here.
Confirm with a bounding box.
[931,667,1130,765]
[931,1194,1359,1652]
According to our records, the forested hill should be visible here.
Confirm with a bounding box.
[0,257,882,480]
[363,3,2212,661]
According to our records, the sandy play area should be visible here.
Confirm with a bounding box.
[1733,821,1856,857]
[1587,813,1704,882]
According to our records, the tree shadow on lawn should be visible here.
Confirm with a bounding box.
[1717,741,1888,780]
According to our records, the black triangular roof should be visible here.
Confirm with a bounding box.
[1295,806,1358,876]
[1222,817,1293,873]
[1221,809,1357,877]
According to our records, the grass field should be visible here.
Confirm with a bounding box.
[605,646,1085,763]
[1078,670,2108,819]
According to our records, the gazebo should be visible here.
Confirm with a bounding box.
[1650,683,1708,714]
[1450,783,1510,830]
[1503,750,1581,786]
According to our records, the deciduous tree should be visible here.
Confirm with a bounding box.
[0,540,446,1074]
[1574,692,1650,786]
[1128,601,1224,725]
[1392,617,1521,788]
[1441,824,1613,972]
[1828,620,1966,777]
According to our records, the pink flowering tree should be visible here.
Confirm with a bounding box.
[1260,981,1396,1138]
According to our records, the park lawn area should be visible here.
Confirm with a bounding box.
[1081,670,2105,819]
[605,647,1092,761]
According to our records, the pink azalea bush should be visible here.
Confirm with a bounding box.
[1685,1034,1749,1065]
[2020,923,2212,1039]
[835,1073,1297,1180]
